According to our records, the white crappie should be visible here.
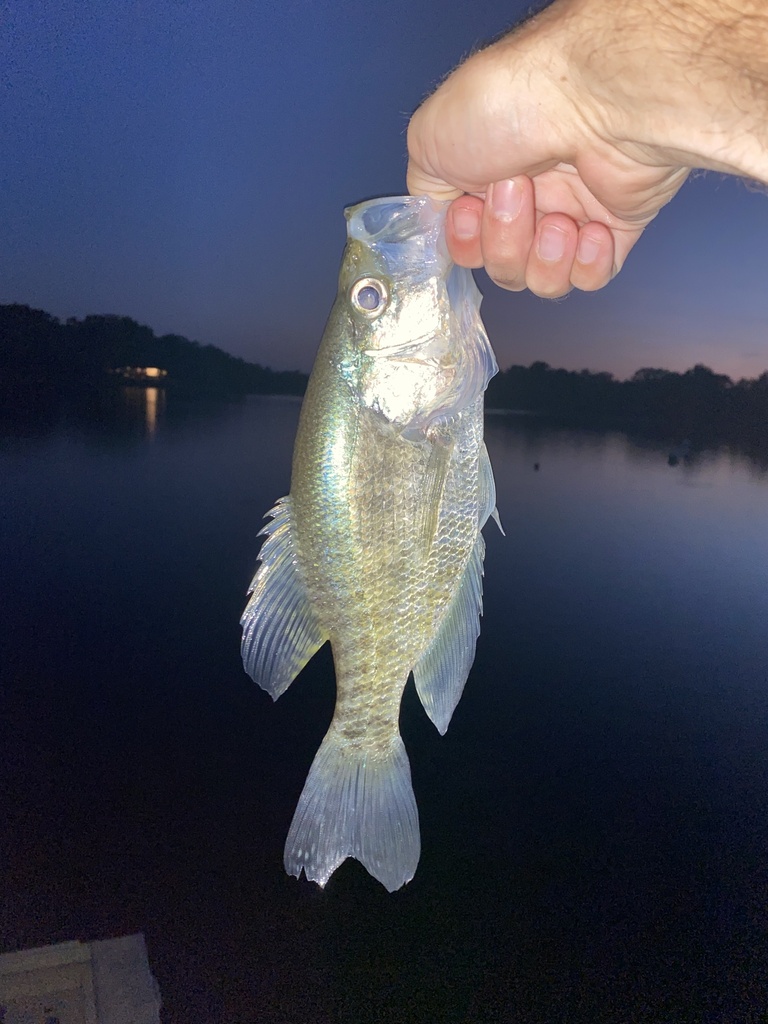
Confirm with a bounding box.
[241,195,500,891]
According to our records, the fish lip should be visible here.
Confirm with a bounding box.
[344,195,450,264]
[343,194,444,223]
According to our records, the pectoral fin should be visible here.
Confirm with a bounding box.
[240,496,327,699]
[478,442,504,534]
[413,533,485,734]
[418,436,454,554]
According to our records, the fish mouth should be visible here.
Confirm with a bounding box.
[363,333,445,360]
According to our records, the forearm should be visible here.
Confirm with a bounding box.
[551,0,768,181]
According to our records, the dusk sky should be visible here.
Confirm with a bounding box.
[4,0,768,381]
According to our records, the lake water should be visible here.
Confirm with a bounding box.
[2,390,768,1023]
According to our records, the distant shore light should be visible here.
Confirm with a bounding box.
[111,366,168,381]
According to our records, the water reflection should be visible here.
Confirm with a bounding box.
[0,386,251,453]
[484,410,768,479]
[4,390,768,478]
[120,385,165,437]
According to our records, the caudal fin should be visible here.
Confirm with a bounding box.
[284,731,420,892]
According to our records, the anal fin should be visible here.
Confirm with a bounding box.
[240,496,327,699]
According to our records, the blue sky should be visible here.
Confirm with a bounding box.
[3,0,768,380]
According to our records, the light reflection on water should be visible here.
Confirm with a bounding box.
[119,385,165,436]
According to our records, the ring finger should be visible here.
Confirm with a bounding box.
[525,213,579,298]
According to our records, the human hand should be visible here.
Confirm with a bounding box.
[407,0,768,297]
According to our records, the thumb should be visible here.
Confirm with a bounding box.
[406,48,549,201]
[405,159,465,202]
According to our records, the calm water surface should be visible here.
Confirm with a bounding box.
[2,391,768,1023]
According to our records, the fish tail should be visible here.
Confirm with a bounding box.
[284,729,420,892]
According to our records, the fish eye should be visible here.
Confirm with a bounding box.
[350,277,388,317]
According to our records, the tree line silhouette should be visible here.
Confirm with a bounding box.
[3,304,768,442]
[487,360,768,439]
[0,304,306,396]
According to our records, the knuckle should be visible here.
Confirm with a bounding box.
[540,285,573,299]
[570,264,612,292]
[527,274,573,299]
[486,263,526,291]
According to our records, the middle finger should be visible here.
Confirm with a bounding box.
[480,176,535,292]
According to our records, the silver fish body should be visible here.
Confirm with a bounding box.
[241,195,500,891]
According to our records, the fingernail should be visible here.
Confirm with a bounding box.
[490,179,523,222]
[538,224,567,262]
[577,233,601,265]
[452,206,480,240]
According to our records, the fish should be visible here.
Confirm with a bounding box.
[240,194,501,891]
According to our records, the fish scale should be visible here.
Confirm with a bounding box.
[241,195,500,890]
